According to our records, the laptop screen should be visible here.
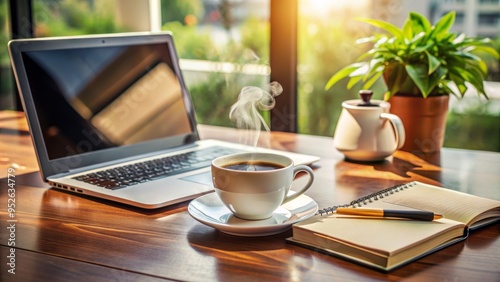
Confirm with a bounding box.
[20,40,195,161]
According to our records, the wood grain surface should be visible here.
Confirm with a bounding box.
[0,111,499,281]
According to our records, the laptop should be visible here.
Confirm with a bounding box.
[8,31,319,209]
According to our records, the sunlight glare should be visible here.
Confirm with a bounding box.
[300,0,370,18]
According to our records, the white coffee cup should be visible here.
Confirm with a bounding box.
[211,152,314,220]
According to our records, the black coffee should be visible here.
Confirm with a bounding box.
[223,161,284,171]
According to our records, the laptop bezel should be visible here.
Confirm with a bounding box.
[8,31,201,180]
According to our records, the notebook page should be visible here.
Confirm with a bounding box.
[293,215,464,256]
[371,182,500,226]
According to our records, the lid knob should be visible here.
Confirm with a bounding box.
[358,90,376,107]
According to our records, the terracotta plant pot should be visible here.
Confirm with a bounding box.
[388,95,449,153]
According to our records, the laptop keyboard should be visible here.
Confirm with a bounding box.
[72,146,242,190]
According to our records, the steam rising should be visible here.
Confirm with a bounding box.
[229,82,283,147]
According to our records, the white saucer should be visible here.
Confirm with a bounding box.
[188,192,318,237]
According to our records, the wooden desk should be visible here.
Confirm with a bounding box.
[1,111,499,281]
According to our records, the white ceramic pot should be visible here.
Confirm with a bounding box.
[334,97,405,161]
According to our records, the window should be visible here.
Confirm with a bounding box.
[4,0,500,151]
[478,13,500,25]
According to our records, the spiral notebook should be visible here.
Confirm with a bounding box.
[287,181,500,271]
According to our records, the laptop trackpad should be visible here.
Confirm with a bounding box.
[181,171,213,187]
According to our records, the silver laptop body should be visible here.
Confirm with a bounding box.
[8,32,319,209]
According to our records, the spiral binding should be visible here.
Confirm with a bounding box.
[316,181,417,216]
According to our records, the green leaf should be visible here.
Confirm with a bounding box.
[358,18,403,38]
[383,90,392,101]
[368,57,385,71]
[355,36,377,44]
[447,55,466,69]
[455,67,486,96]
[468,45,500,59]
[347,76,363,89]
[433,11,455,37]
[409,31,426,44]
[363,72,382,89]
[441,83,461,98]
[402,18,413,40]
[448,70,468,97]
[452,50,482,62]
[374,36,389,46]
[349,63,370,77]
[405,64,433,97]
[409,12,432,34]
[384,63,407,95]
[413,42,433,53]
[325,63,365,90]
[452,33,466,44]
[477,60,488,76]
[356,50,374,61]
[426,51,441,74]
[466,67,487,94]
[448,68,465,82]
[427,67,448,94]
[360,64,384,89]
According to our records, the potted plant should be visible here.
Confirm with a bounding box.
[325,11,499,153]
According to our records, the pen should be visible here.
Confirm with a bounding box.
[335,207,443,221]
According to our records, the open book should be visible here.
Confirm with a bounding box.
[288,181,500,271]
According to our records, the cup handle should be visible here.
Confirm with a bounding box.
[380,113,406,149]
[283,165,314,204]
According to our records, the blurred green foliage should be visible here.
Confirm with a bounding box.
[163,16,269,127]
[489,37,500,81]
[188,72,265,128]
[34,0,124,36]
[298,17,367,136]
[160,0,204,26]
[240,16,269,62]
[163,21,217,60]
[0,0,7,64]
[445,100,500,151]
[0,0,12,108]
